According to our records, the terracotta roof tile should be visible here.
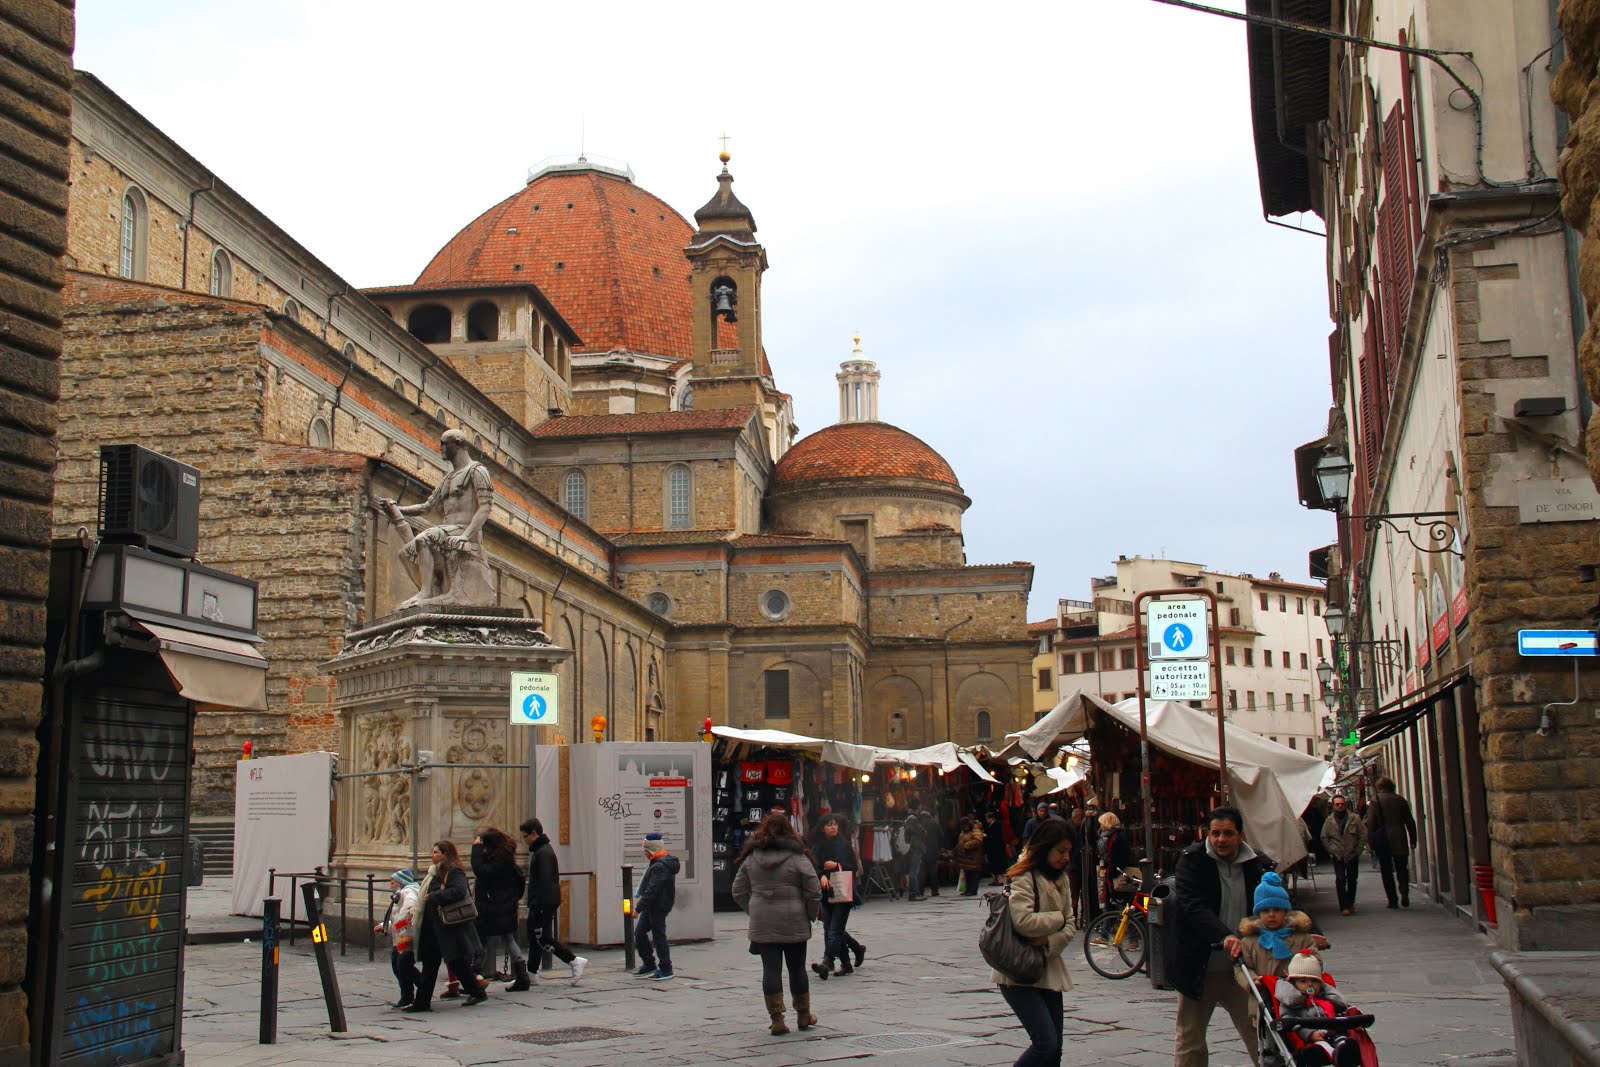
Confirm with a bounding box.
[414,167,695,359]
[731,534,846,547]
[771,421,960,491]
[1027,619,1057,636]
[529,406,756,438]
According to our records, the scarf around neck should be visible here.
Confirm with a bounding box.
[1257,922,1294,960]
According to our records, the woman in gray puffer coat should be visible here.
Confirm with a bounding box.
[733,811,822,1037]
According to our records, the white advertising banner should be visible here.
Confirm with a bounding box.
[231,752,334,916]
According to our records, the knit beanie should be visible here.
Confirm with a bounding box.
[1287,949,1323,980]
[1252,871,1292,914]
[645,832,665,857]
[391,868,418,887]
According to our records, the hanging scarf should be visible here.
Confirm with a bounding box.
[1257,922,1295,960]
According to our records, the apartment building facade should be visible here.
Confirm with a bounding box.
[1246,0,1597,948]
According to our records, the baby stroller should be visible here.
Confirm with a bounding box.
[1238,959,1379,1066]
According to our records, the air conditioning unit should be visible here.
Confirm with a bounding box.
[97,444,200,559]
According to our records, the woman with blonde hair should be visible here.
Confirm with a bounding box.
[1098,811,1135,902]
[993,817,1075,1066]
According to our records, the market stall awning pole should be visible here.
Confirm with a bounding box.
[1211,594,1229,806]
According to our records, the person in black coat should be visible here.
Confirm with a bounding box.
[405,839,488,1011]
[809,815,865,977]
[1171,808,1274,1066]
[470,827,527,987]
[518,817,587,987]
[982,809,1009,885]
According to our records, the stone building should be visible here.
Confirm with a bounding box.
[53,74,1035,822]
[1246,0,1599,947]
[1,1,72,1056]
[1043,557,1332,753]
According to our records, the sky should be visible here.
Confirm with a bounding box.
[74,0,1337,619]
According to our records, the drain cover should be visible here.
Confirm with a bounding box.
[844,1032,959,1051]
[505,1026,632,1045]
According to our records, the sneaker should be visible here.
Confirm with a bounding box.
[652,969,675,980]
[632,964,657,978]
[570,956,588,983]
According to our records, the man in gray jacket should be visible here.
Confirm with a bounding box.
[1366,778,1419,908]
[1319,793,1366,916]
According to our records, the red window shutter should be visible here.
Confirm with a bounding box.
[1378,103,1413,383]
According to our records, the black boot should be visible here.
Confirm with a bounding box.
[504,956,532,992]
[852,942,866,968]
[809,961,830,981]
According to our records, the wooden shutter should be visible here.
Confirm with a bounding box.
[1377,102,1413,385]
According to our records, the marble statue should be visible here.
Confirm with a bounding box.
[378,429,496,610]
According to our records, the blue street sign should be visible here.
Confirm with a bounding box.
[522,693,549,720]
[1517,629,1599,656]
[1164,623,1193,652]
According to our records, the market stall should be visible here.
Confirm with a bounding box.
[1005,693,1328,871]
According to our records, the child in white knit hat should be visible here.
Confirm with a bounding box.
[1275,949,1359,1066]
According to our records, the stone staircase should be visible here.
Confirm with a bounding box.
[188,816,235,879]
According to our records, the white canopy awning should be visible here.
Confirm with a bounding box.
[710,727,995,778]
[133,618,268,711]
[1005,691,1327,868]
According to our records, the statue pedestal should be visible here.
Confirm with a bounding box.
[322,609,571,881]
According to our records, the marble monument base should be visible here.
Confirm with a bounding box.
[322,608,571,883]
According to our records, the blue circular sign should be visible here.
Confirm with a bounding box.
[1163,623,1193,652]
[521,693,548,721]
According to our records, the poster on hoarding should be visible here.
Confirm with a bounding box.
[614,752,696,882]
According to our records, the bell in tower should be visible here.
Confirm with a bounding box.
[711,279,738,323]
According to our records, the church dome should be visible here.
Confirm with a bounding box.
[415,160,694,358]
[771,421,962,492]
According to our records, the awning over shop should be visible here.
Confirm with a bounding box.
[132,617,268,711]
[1005,691,1328,868]
[1357,669,1470,750]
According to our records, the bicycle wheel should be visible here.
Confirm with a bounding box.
[1083,911,1144,980]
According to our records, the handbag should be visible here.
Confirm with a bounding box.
[439,892,478,926]
[978,871,1046,984]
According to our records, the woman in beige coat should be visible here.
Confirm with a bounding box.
[992,818,1075,1067]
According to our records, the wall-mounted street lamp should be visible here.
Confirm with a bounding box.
[1312,446,1463,559]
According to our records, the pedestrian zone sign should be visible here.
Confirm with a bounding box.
[509,671,560,726]
[1147,599,1209,660]
[1516,630,1598,656]
[1150,660,1211,700]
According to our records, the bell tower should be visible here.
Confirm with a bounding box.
[684,151,769,410]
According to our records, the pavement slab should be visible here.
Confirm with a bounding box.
[180,877,1514,1065]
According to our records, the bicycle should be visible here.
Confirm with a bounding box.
[1082,877,1149,980]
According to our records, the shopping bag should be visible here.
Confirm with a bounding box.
[829,870,855,902]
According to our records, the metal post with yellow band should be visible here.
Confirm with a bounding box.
[300,880,348,1033]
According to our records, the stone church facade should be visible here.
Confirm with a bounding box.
[54,73,1035,816]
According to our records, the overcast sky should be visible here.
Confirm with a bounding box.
[75,0,1335,619]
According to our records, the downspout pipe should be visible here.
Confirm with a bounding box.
[180,179,217,290]
[941,615,975,743]
[1549,0,1592,427]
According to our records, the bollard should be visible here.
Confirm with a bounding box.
[621,863,636,971]
[268,867,276,898]
[287,875,299,947]
[259,898,280,1044]
[300,880,348,1033]
[366,874,376,963]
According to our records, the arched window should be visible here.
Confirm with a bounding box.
[678,382,694,411]
[564,470,587,521]
[541,323,557,369]
[407,304,451,343]
[118,187,148,280]
[975,710,992,742]
[889,712,905,742]
[466,301,499,342]
[665,465,691,529]
[208,248,233,296]
[283,298,301,322]
[308,414,331,447]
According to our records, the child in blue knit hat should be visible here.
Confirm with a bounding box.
[374,869,423,1007]
[1237,871,1328,979]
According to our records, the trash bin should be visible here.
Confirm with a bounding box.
[1145,875,1177,990]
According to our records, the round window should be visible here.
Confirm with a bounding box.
[762,589,791,621]
[646,592,671,616]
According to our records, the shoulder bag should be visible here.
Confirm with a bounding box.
[438,874,479,926]
[978,870,1046,984]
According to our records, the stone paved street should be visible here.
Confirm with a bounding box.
[183,875,1515,1067]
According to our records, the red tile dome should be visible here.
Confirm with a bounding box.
[415,163,693,358]
[772,421,961,492]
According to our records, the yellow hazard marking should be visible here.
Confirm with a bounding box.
[311,923,328,944]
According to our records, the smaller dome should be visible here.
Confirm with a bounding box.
[772,422,960,492]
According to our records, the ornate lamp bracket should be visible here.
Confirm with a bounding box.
[1349,511,1463,559]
